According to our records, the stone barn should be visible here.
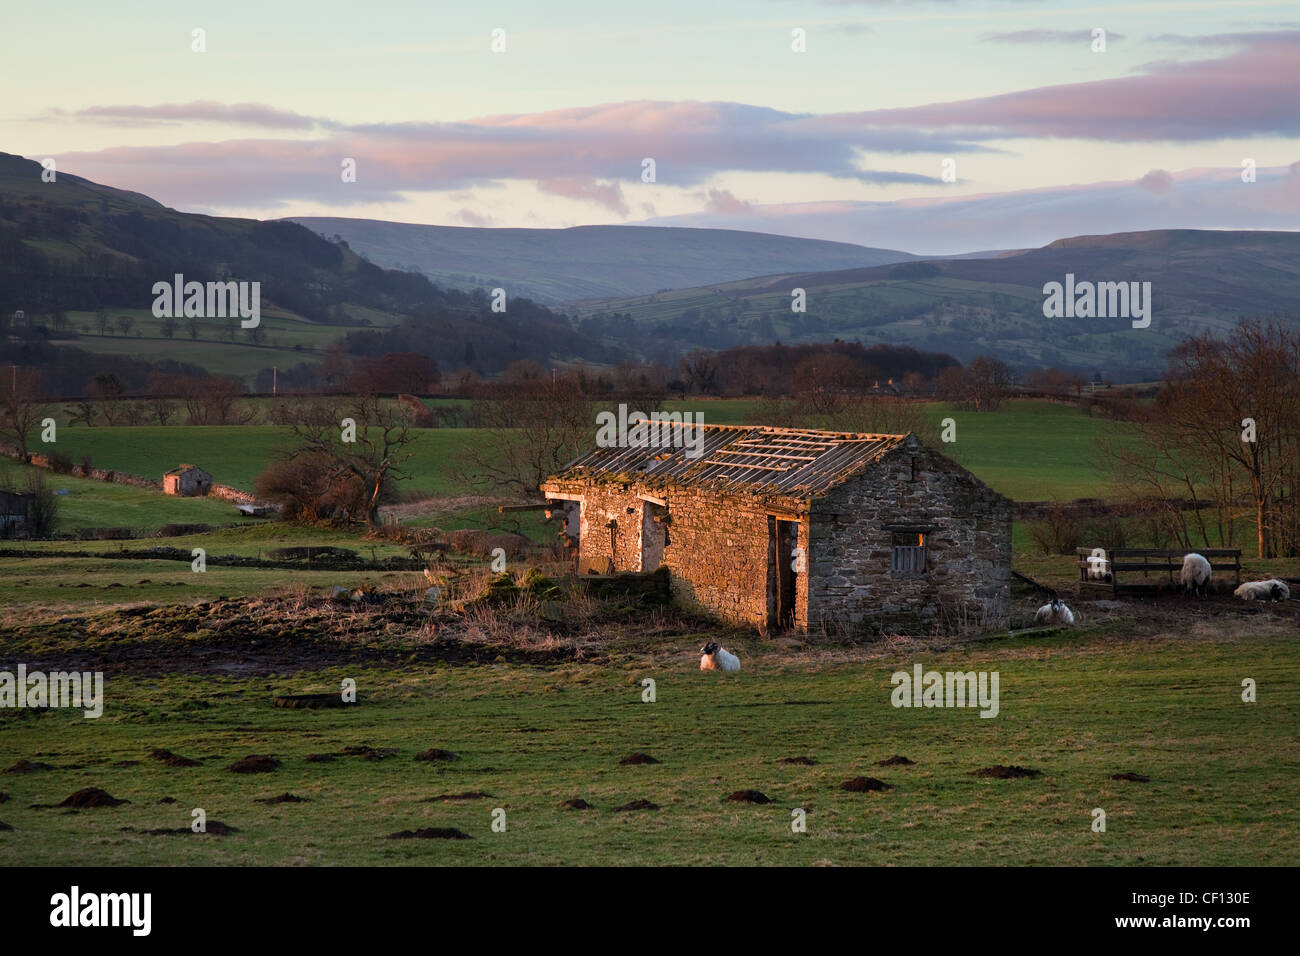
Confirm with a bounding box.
[162,464,212,497]
[540,425,1011,634]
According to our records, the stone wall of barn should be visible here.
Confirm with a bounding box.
[541,477,809,628]
[807,437,1011,634]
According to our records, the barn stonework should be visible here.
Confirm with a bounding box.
[541,424,1011,635]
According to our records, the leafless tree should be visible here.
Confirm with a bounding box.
[0,368,44,459]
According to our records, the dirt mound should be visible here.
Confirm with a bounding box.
[970,765,1042,779]
[150,748,200,767]
[619,752,660,765]
[614,799,660,811]
[341,746,398,761]
[1110,772,1150,782]
[0,792,8,804]
[227,755,281,774]
[0,821,13,831]
[561,799,593,810]
[422,791,493,802]
[130,821,238,836]
[4,759,54,774]
[779,756,817,766]
[305,753,336,763]
[388,827,471,840]
[840,777,892,792]
[273,693,349,710]
[725,790,772,804]
[59,787,129,808]
[414,748,458,762]
[875,755,914,766]
[255,793,307,804]
[157,797,177,804]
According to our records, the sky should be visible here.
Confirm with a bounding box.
[5,0,1300,252]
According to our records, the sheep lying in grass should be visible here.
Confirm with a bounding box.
[699,641,740,672]
[1180,553,1212,597]
[1234,579,1291,603]
[1034,596,1075,626]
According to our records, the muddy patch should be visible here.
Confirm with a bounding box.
[414,748,458,762]
[126,821,238,836]
[340,746,398,761]
[725,790,772,804]
[4,759,54,774]
[157,797,177,804]
[614,799,660,811]
[421,791,493,802]
[273,693,350,710]
[561,798,593,810]
[0,821,13,831]
[255,792,308,804]
[150,748,200,768]
[619,752,660,766]
[875,755,914,767]
[388,827,471,840]
[1110,772,1150,782]
[227,755,281,774]
[0,792,8,804]
[779,756,817,766]
[840,777,892,792]
[305,753,336,763]
[970,765,1042,779]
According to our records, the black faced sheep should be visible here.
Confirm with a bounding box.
[1233,579,1290,603]
[1180,553,1212,597]
[699,641,740,672]
[1034,596,1075,625]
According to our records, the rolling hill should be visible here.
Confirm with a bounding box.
[0,153,619,390]
[286,217,918,304]
[571,230,1300,379]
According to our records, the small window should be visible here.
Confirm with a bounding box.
[891,532,926,573]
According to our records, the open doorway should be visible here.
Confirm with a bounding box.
[767,517,797,631]
[639,499,667,571]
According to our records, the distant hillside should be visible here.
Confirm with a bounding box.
[0,153,620,391]
[572,230,1300,380]
[287,218,917,304]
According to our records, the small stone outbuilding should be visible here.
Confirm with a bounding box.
[541,424,1011,635]
[162,464,213,497]
[0,489,34,536]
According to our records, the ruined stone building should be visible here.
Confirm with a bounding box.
[162,464,213,497]
[541,425,1012,634]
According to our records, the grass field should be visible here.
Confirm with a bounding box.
[2,623,1295,865]
[32,399,1123,505]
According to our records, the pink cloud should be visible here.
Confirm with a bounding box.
[537,177,629,215]
[703,188,753,215]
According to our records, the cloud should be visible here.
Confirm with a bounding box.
[703,188,753,215]
[455,207,498,227]
[48,101,328,130]
[537,177,630,215]
[52,99,959,209]
[1136,169,1174,193]
[981,29,1122,44]
[861,30,1300,142]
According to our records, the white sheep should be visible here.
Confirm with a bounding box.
[1234,579,1290,603]
[1180,553,1213,597]
[1034,597,1075,626]
[1085,551,1112,582]
[700,641,740,672]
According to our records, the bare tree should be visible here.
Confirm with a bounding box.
[273,395,415,527]
[456,376,595,496]
[0,368,44,459]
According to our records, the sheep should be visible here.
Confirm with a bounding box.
[1034,596,1075,626]
[699,641,740,672]
[1084,551,1112,582]
[1234,579,1291,603]
[1180,553,1213,597]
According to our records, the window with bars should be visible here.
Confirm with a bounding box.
[891,531,927,573]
